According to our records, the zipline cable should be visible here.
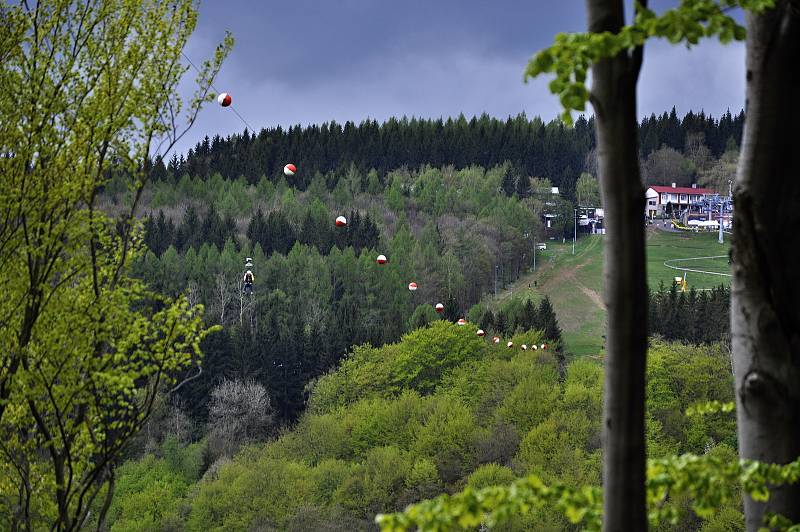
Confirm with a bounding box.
[180,50,256,133]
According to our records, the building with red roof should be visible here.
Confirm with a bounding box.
[645,183,717,218]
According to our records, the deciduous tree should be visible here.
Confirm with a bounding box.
[0,1,229,529]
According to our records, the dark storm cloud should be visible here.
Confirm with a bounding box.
[171,1,746,156]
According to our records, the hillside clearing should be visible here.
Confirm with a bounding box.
[491,228,731,357]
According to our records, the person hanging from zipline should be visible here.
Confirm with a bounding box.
[243,270,254,295]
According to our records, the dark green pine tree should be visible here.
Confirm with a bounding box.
[153,210,174,256]
[501,171,516,197]
[663,283,680,340]
[176,204,201,252]
[479,309,496,332]
[693,289,708,344]
[495,309,508,335]
[347,210,362,251]
[222,214,239,249]
[686,287,698,343]
[359,213,380,251]
[247,208,268,251]
[443,296,460,322]
[641,122,660,156]
[515,174,530,198]
[411,309,432,331]
[149,155,168,182]
[674,290,689,340]
[175,327,236,422]
[520,299,538,331]
[142,215,158,254]
[537,296,563,344]
[266,210,295,255]
[201,204,225,250]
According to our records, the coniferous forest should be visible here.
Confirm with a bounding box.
[150,108,744,201]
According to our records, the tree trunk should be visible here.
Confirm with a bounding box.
[732,4,800,530]
[586,0,649,530]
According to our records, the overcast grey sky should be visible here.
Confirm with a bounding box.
[172,1,745,155]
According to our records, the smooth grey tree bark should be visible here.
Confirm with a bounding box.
[586,0,649,530]
[732,3,800,529]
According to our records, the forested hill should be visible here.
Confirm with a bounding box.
[116,108,746,428]
[153,107,744,198]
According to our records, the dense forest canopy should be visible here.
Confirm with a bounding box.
[98,322,739,531]
[116,107,743,430]
[150,107,743,201]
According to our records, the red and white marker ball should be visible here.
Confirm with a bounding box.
[217,92,232,107]
[476,329,485,337]
[284,163,297,176]
[541,343,546,350]
[408,282,418,291]
[507,341,514,348]
[493,336,500,344]
[376,254,388,265]
[521,344,528,350]
[457,318,466,326]
[435,303,444,313]
[335,215,347,227]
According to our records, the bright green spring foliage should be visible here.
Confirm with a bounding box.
[376,452,800,531]
[686,400,736,417]
[376,476,603,531]
[524,0,775,124]
[0,1,229,529]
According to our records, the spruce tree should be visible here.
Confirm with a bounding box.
[143,215,158,254]
[537,296,562,344]
[501,172,516,197]
[247,208,268,251]
[480,309,495,332]
[443,297,460,323]
[515,175,531,198]
[521,299,538,331]
[177,204,201,252]
[495,309,509,335]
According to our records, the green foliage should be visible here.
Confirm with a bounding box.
[575,172,600,206]
[376,475,603,532]
[379,447,800,532]
[308,321,491,413]
[466,464,517,490]
[105,321,760,530]
[686,400,736,417]
[525,0,775,123]
[646,342,736,453]
[0,1,228,528]
[103,439,206,531]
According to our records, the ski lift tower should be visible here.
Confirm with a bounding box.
[696,193,734,244]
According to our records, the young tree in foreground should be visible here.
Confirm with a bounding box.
[0,1,230,529]
[731,3,800,528]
